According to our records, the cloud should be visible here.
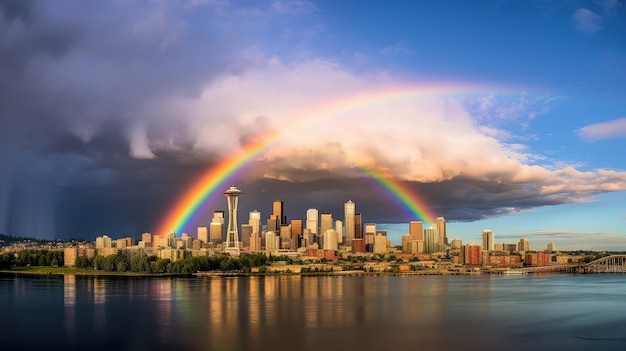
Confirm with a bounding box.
[572,8,603,33]
[1,0,625,239]
[577,117,626,141]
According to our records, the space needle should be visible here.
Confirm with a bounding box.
[224,185,242,254]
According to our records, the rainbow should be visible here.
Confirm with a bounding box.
[156,83,496,236]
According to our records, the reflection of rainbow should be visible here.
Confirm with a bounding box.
[156,83,490,236]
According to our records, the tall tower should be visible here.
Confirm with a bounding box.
[273,200,285,227]
[436,217,447,246]
[482,230,494,251]
[249,210,262,236]
[424,227,439,254]
[224,186,242,252]
[344,200,355,245]
[409,221,423,241]
[306,209,318,236]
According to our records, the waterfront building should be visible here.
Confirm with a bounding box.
[464,244,481,265]
[224,186,242,252]
[197,227,208,244]
[344,200,355,246]
[518,238,529,252]
[526,252,551,266]
[409,221,423,241]
[424,227,438,254]
[306,209,318,236]
[482,230,494,251]
[436,217,447,246]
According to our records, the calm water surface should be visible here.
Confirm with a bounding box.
[1,273,626,350]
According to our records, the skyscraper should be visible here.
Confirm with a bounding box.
[249,210,261,237]
[224,186,242,252]
[436,217,447,245]
[354,213,363,240]
[335,220,343,244]
[210,211,224,243]
[344,200,355,245]
[424,227,439,254]
[273,200,285,227]
[482,230,494,251]
[197,227,208,244]
[320,212,333,235]
[306,209,318,236]
[409,221,423,241]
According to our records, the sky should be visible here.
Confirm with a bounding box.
[0,0,625,250]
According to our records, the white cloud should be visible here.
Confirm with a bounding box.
[572,8,603,33]
[129,126,156,159]
[577,117,626,141]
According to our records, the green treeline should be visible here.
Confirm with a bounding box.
[0,250,64,269]
[74,252,272,274]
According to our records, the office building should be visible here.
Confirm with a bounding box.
[241,224,253,248]
[273,200,285,226]
[197,227,208,244]
[547,242,556,253]
[335,220,343,244]
[354,213,363,239]
[424,227,439,254]
[464,244,481,265]
[344,200,355,245]
[210,211,225,243]
[409,221,423,241]
[306,209,318,236]
[518,238,529,252]
[249,210,262,237]
[436,217,447,246]
[482,230,494,251]
[323,229,339,251]
[374,234,387,254]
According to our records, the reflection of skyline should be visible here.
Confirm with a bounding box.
[64,275,76,337]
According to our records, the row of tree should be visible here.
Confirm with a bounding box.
[74,252,272,274]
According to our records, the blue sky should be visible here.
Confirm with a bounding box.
[0,0,624,250]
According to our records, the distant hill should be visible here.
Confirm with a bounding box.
[0,234,43,246]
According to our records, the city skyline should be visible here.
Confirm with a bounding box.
[0,1,625,250]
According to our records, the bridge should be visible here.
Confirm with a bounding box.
[509,255,626,274]
[584,255,626,273]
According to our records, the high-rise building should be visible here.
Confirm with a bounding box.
[267,215,280,234]
[241,224,253,249]
[335,220,343,244]
[450,239,462,250]
[373,234,387,254]
[181,233,193,249]
[250,232,262,252]
[547,242,556,253]
[424,227,439,254]
[323,229,338,250]
[210,211,225,243]
[273,200,285,226]
[306,209,318,236]
[249,210,262,237]
[436,217,447,245]
[320,212,333,236]
[291,219,303,249]
[224,186,242,252]
[409,221,423,241]
[482,230,494,251]
[197,227,208,244]
[280,224,291,248]
[354,213,363,239]
[344,200,355,245]
[365,223,376,252]
[265,231,278,252]
[518,238,529,252]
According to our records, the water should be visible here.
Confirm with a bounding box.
[1,273,626,350]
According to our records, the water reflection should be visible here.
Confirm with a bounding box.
[3,274,626,350]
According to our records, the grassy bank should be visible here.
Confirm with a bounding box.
[0,266,177,277]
